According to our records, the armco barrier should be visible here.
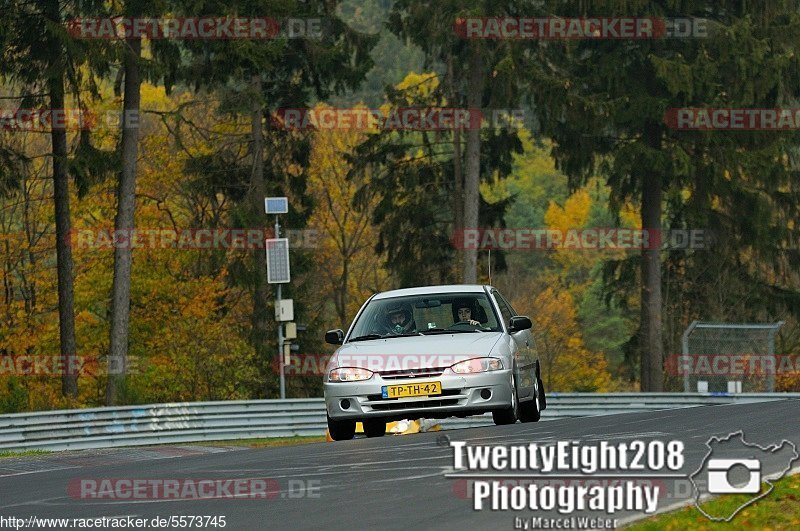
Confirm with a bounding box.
[0,393,794,452]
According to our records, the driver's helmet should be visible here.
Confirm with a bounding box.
[384,303,414,334]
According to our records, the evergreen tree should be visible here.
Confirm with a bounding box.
[531,0,800,389]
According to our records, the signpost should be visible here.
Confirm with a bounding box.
[265,197,291,399]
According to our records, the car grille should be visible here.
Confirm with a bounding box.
[369,398,460,411]
[379,367,446,380]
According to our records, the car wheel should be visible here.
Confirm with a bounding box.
[363,419,386,438]
[519,374,541,423]
[327,415,356,441]
[492,374,518,425]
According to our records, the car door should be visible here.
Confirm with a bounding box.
[492,289,535,399]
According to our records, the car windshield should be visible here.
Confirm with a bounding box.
[348,292,501,340]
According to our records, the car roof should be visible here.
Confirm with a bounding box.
[372,284,493,300]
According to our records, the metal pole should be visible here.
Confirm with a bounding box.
[682,320,699,393]
[276,215,285,399]
[767,321,784,393]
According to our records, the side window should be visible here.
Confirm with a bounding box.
[473,298,499,329]
[493,290,514,325]
[497,292,518,316]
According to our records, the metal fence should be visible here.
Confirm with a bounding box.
[679,321,784,392]
[0,393,795,452]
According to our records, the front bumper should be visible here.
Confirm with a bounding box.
[324,369,513,421]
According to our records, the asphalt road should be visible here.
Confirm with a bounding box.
[1,398,798,530]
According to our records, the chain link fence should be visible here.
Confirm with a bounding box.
[669,321,784,392]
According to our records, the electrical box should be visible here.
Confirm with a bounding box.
[284,322,297,340]
[275,299,294,321]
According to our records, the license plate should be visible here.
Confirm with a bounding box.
[382,381,442,399]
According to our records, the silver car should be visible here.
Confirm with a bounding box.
[323,285,546,440]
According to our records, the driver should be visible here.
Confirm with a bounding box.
[454,300,480,326]
[383,303,416,335]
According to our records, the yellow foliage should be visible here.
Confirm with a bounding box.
[393,72,439,101]
[543,187,596,291]
[305,103,389,327]
[512,277,612,392]
[0,85,262,410]
[544,188,592,231]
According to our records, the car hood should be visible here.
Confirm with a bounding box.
[330,332,504,371]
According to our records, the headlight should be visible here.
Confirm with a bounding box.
[448,357,503,374]
[329,367,374,382]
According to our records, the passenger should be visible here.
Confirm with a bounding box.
[454,301,480,326]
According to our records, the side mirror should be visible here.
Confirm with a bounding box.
[509,316,532,333]
[325,329,344,345]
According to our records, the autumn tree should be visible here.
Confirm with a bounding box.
[0,0,115,398]
[107,0,150,405]
[508,274,612,392]
[306,104,388,327]
[159,0,376,397]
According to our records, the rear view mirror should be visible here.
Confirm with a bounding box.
[509,316,532,333]
[325,329,344,345]
[415,299,442,308]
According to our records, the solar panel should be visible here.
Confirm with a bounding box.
[266,238,290,283]
[264,197,289,214]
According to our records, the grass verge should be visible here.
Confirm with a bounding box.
[193,436,327,448]
[627,472,800,530]
[0,449,50,459]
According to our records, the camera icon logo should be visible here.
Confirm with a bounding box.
[690,431,799,522]
[707,458,761,494]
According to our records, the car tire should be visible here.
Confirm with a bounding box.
[519,374,541,423]
[363,419,386,438]
[492,375,518,425]
[537,374,547,410]
[327,415,356,441]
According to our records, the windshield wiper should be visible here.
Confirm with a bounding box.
[348,334,384,342]
[420,328,479,334]
[348,332,422,342]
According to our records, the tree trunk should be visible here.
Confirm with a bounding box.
[106,37,142,405]
[640,167,663,392]
[45,0,77,398]
[247,76,272,397]
[447,53,464,281]
[462,46,484,284]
